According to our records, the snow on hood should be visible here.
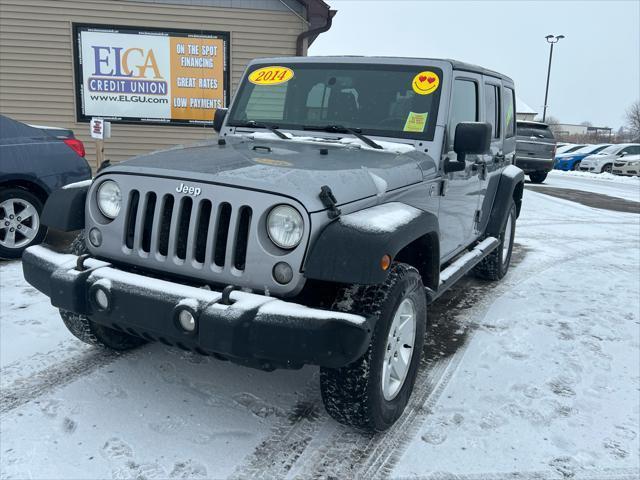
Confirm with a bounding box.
[245,131,416,154]
[339,202,422,233]
[104,136,429,213]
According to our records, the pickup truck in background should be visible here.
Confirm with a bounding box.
[514,120,557,183]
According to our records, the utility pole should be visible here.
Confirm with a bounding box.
[542,34,565,123]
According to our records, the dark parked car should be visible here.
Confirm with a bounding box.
[515,120,557,183]
[0,115,90,258]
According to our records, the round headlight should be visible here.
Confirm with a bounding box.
[97,180,122,219]
[267,205,304,249]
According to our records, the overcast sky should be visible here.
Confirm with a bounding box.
[309,0,640,129]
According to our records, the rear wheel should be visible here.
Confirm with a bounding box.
[320,263,427,431]
[0,188,47,259]
[59,231,145,351]
[473,200,516,281]
[528,172,547,184]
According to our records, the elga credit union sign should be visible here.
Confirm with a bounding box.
[73,24,230,126]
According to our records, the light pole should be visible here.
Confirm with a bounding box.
[542,34,564,123]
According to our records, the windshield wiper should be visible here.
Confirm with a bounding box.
[235,120,289,140]
[303,124,383,150]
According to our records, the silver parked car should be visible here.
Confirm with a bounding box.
[515,120,556,183]
[580,143,640,173]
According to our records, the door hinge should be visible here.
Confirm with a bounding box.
[474,209,482,229]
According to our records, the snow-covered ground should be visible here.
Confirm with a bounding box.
[545,170,640,202]
[1,176,639,479]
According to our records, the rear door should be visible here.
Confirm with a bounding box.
[476,77,505,232]
[439,73,483,260]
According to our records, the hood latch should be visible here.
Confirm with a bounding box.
[319,185,341,219]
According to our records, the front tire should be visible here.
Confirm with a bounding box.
[320,263,427,431]
[572,161,581,171]
[59,231,145,351]
[528,171,548,184]
[0,188,47,259]
[473,200,517,281]
[601,164,612,174]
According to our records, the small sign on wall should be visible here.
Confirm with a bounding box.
[90,118,111,139]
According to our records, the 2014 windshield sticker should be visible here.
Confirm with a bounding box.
[249,66,294,85]
[412,71,439,95]
[404,112,428,132]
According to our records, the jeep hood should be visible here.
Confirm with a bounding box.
[104,136,433,212]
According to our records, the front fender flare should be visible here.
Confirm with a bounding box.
[304,205,439,285]
[41,181,90,231]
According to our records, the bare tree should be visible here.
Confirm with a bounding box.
[625,101,640,136]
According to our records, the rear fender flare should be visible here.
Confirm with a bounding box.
[485,165,524,236]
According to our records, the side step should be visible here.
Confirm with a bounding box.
[426,237,499,304]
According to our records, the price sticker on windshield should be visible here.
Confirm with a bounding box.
[249,66,294,85]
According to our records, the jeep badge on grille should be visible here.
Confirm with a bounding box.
[176,182,201,196]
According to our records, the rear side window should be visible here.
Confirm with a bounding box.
[517,124,554,139]
[484,84,501,139]
[504,87,516,138]
[449,79,478,147]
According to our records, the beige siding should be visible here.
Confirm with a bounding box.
[0,0,305,167]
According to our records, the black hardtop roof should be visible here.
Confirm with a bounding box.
[248,55,514,83]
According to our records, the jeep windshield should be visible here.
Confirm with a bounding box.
[228,63,444,141]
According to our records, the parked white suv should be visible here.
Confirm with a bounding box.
[579,143,640,173]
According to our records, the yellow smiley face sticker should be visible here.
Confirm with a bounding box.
[412,71,440,95]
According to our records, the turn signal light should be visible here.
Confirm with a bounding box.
[381,254,391,271]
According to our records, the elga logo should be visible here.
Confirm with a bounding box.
[176,183,201,197]
[88,45,167,95]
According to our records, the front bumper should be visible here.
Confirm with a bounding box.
[22,245,371,370]
[612,165,639,176]
[514,156,554,173]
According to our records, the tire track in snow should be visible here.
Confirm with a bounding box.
[395,467,640,480]
[0,348,134,415]
[277,243,606,479]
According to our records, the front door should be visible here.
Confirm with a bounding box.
[439,73,483,260]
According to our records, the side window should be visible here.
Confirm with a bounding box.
[484,84,501,139]
[624,146,640,155]
[504,87,516,138]
[449,79,478,148]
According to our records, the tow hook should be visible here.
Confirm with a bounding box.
[220,285,238,305]
[75,254,91,271]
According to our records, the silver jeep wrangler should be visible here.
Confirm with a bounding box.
[23,57,524,431]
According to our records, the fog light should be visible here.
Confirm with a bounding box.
[177,309,196,332]
[89,227,102,247]
[93,287,110,310]
[273,262,293,284]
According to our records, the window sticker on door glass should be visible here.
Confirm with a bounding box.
[249,66,294,85]
[411,71,439,95]
[404,112,428,132]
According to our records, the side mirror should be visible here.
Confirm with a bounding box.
[213,108,228,133]
[453,122,492,162]
[619,151,627,157]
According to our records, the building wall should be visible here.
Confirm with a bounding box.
[0,0,306,166]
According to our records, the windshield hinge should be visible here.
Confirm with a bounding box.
[319,185,341,219]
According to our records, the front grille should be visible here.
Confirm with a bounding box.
[123,190,252,272]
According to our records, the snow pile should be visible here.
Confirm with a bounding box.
[244,131,415,154]
[550,169,640,184]
[339,202,422,233]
